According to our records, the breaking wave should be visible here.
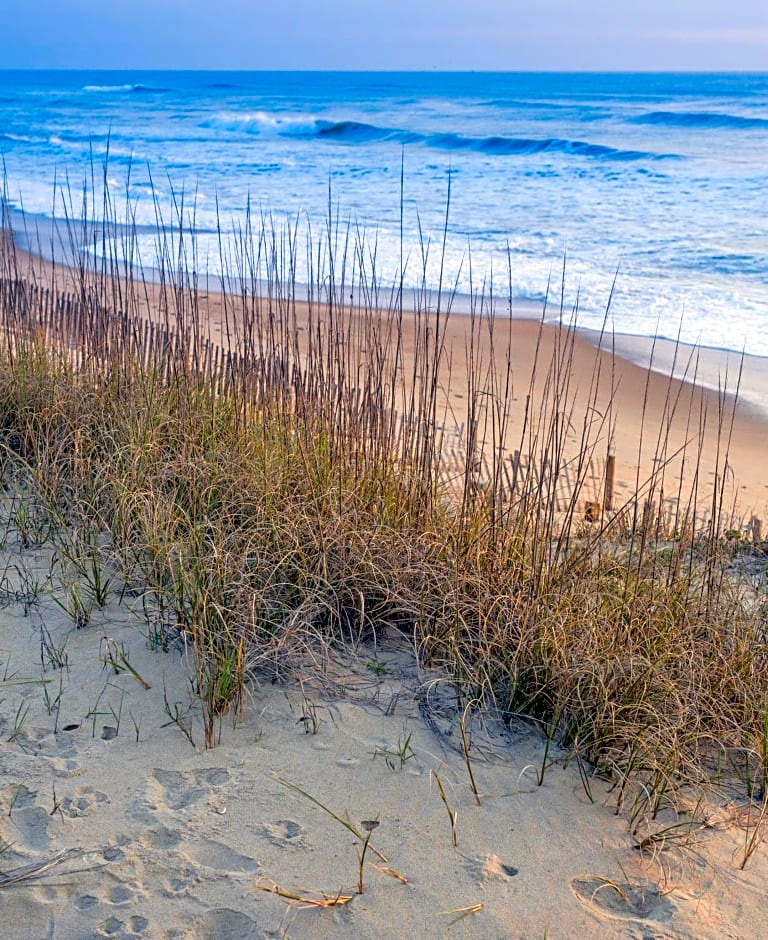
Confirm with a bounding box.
[204,112,673,161]
[630,110,768,130]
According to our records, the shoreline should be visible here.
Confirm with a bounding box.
[7,203,768,420]
[4,219,768,518]
[579,326,768,423]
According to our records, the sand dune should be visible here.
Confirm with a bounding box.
[1,541,767,939]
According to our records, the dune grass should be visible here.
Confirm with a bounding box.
[0,173,766,831]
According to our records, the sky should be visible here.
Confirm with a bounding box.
[0,0,766,71]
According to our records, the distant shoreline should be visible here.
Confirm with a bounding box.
[7,203,768,423]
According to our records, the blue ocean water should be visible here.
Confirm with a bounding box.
[1,70,767,356]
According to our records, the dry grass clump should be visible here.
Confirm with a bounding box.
[0,180,766,817]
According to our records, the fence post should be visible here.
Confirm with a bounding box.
[751,516,763,545]
[604,447,616,512]
[44,287,52,336]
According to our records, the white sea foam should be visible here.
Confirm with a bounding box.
[1,133,38,144]
[200,111,322,137]
[82,84,134,93]
[70,219,766,358]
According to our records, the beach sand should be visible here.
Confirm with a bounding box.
[2,238,768,938]
[2,546,768,940]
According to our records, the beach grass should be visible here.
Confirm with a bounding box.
[0,171,766,826]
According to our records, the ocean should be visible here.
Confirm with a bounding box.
[1,70,767,357]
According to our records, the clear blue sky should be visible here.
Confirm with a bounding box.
[1,0,766,71]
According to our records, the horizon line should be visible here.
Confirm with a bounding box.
[2,67,767,75]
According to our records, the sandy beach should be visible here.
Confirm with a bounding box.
[2,542,768,939]
[2,232,768,940]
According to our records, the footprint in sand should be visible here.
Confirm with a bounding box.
[32,726,79,761]
[60,785,110,818]
[49,756,83,778]
[0,784,51,851]
[74,894,100,912]
[165,872,201,897]
[147,768,231,813]
[73,882,143,913]
[128,829,201,898]
[108,883,144,906]
[182,838,260,875]
[138,826,184,851]
[102,915,128,935]
[186,908,260,939]
[570,876,676,925]
[129,915,150,935]
[466,853,519,883]
[0,783,38,812]
[263,819,305,847]
[124,827,258,919]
